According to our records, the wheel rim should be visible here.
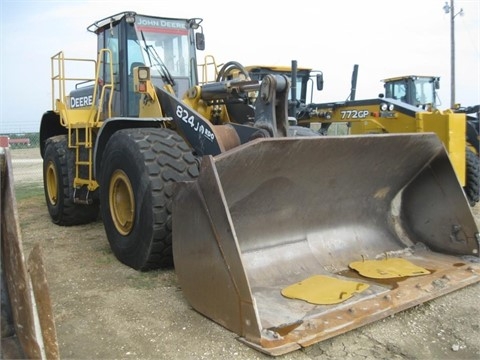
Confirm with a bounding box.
[109,169,135,235]
[46,161,58,205]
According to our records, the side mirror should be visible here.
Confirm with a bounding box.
[316,73,324,91]
[195,33,205,51]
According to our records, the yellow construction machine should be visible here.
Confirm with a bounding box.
[244,62,480,207]
[39,12,480,356]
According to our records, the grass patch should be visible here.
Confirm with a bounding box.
[96,246,116,266]
[14,183,44,201]
[126,271,166,290]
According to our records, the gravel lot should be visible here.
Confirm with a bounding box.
[9,148,480,360]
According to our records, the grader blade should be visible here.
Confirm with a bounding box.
[172,133,480,356]
[1,148,59,360]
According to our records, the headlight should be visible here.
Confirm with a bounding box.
[125,12,136,24]
[388,104,394,111]
[380,103,388,111]
[138,67,149,80]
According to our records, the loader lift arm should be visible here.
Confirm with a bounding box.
[141,73,291,156]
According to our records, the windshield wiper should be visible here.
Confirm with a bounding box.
[140,30,175,88]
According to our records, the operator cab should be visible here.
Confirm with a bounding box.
[247,65,323,104]
[246,65,323,120]
[382,75,440,110]
[71,11,205,118]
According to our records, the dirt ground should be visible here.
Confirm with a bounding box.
[9,148,480,360]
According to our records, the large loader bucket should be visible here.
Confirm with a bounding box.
[172,133,480,356]
[1,148,59,359]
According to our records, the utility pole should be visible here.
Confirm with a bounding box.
[443,0,464,108]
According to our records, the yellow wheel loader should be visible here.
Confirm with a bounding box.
[39,12,480,356]
[245,62,480,207]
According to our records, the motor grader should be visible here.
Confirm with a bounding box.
[243,62,480,207]
[39,12,480,356]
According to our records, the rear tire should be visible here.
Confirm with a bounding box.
[464,148,479,206]
[99,128,199,271]
[43,135,99,225]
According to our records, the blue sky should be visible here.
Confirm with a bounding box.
[1,0,478,133]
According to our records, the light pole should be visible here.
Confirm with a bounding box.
[443,0,464,108]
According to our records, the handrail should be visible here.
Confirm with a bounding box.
[94,48,114,122]
[198,54,219,85]
[51,52,97,117]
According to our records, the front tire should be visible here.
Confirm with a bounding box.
[43,135,99,225]
[99,128,198,271]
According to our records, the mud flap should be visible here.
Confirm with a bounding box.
[1,148,59,359]
[172,133,480,356]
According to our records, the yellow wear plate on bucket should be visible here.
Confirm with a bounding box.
[281,275,369,305]
[349,258,430,279]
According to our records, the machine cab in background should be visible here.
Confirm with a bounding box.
[382,75,439,109]
[246,63,324,118]
[85,11,205,118]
